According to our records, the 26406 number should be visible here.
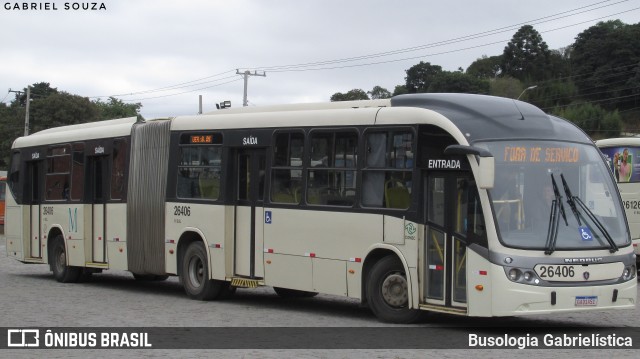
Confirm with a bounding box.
[538,265,575,278]
[173,205,191,216]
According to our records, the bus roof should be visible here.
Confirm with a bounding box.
[10,94,592,149]
[391,93,591,144]
[596,137,640,147]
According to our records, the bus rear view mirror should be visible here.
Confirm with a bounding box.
[444,145,494,189]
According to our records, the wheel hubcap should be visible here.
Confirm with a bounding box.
[188,257,204,287]
[56,248,65,273]
[381,273,408,308]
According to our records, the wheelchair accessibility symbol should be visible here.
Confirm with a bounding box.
[265,211,272,224]
[578,226,593,241]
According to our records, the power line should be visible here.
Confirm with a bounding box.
[247,0,633,72]
[90,1,638,103]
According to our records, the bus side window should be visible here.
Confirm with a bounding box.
[71,143,84,201]
[362,130,413,209]
[110,139,127,200]
[45,145,71,201]
[307,130,357,206]
[271,132,303,204]
[177,145,222,200]
[9,151,21,201]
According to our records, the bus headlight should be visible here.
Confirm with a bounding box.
[523,271,534,282]
[622,265,636,280]
[508,268,521,281]
[505,267,540,284]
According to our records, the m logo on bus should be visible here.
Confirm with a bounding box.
[68,208,78,233]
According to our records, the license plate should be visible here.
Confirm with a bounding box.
[575,296,598,306]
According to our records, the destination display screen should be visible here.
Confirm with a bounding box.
[190,135,214,144]
[181,132,222,145]
[503,145,580,163]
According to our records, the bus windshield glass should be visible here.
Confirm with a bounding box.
[477,140,629,250]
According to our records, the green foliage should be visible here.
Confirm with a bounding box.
[94,97,142,120]
[552,102,622,139]
[29,92,100,133]
[392,85,408,96]
[427,72,490,94]
[501,25,551,82]
[404,61,443,93]
[0,82,143,169]
[489,77,524,99]
[467,55,503,79]
[367,86,392,100]
[405,61,489,94]
[330,88,370,101]
[571,20,640,111]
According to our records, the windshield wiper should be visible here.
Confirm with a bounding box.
[545,174,567,255]
[552,174,568,226]
[560,174,582,226]
[560,174,618,253]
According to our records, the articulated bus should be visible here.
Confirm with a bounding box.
[596,138,640,264]
[5,94,636,323]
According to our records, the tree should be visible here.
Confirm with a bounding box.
[367,86,392,99]
[571,20,640,111]
[392,85,408,96]
[501,25,551,82]
[94,97,142,120]
[330,89,370,101]
[489,77,524,99]
[427,72,490,94]
[13,82,59,106]
[552,102,622,139]
[466,55,502,79]
[404,61,443,93]
[28,91,99,133]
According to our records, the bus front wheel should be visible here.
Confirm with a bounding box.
[366,255,422,323]
[50,236,81,283]
[181,241,224,300]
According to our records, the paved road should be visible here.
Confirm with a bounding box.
[1,235,638,358]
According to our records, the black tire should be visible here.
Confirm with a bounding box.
[50,236,81,283]
[366,255,422,323]
[180,242,223,300]
[273,287,318,298]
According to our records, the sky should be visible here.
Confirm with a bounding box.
[0,0,639,119]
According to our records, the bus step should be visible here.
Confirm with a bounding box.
[419,304,467,315]
[230,277,260,288]
[85,262,109,268]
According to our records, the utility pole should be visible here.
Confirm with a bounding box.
[9,87,30,135]
[236,69,266,107]
[24,86,31,135]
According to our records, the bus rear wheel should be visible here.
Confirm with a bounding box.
[50,235,81,283]
[366,255,422,324]
[181,241,224,300]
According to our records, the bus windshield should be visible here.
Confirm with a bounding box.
[477,140,629,251]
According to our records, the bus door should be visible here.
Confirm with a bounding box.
[424,171,471,310]
[26,159,43,258]
[87,155,108,263]
[233,148,266,278]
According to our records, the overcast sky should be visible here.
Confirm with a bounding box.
[1,0,638,118]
